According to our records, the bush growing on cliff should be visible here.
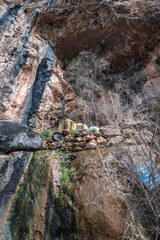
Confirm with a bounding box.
[40,129,53,139]
[153,102,160,112]
[60,166,76,184]
[102,143,160,239]
[66,51,110,126]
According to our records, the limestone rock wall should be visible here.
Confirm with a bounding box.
[0,150,61,240]
[1,0,160,130]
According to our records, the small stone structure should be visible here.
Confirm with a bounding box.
[45,119,154,152]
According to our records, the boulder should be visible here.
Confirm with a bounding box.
[0,121,43,153]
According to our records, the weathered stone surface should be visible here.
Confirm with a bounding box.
[75,137,84,142]
[0,0,160,130]
[0,121,43,153]
[73,142,79,148]
[108,136,123,146]
[96,136,107,145]
[81,129,91,136]
[91,129,102,137]
[73,150,125,240]
[84,135,94,142]
[0,150,61,240]
[78,142,86,148]
[74,132,83,137]
[100,127,121,137]
[64,135,74,142]
[49,140,62,150]
[52,132,63,141]
[62,130,70,136]
[73,147,83,152]
[65,142,73,148]
[86,140,97,150]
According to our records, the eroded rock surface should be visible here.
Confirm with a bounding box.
[0,0,160,129]
[0,121,43,153]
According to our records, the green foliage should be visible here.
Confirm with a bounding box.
[61,166,70,184]
[118,143,125,147]
[55,189,60,198]
[153,102,160,112]
[56,149,64,156]
[40,129,53,139]
[0,173,2,181]
[139,74,147,83]
[63,58,76,70]
[60,166,76,185]
[71,129,81,136]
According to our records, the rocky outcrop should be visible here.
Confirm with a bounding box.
[0,0,160,129]
[1,0,160,239]
[0,150,61,240]
[0,121,43,153]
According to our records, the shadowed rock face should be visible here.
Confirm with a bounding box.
[36,0,160,65]
[0,121,43,153]
[0,0,160,129]
[0,150,61,240]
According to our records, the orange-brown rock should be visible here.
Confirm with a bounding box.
[65,142,72,148]
[75,137,84,142]
[0,0,160,130]
[86,140,97,150]
[64,135,74,142]
[84,135,94,142]
[73,150,125,240]
[96,136,107,145]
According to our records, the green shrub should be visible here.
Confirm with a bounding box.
[153,102,160,112]
[139,74,147,83]
[40,129,53,139]
[61,166,70,184]
[56,149,64,156]
[55,189,60,198]
[118,143,125,147]
[60,166,76,185]
[63,58,76,70]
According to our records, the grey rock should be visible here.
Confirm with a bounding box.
[52,132,63,141]
[0,121,43,153]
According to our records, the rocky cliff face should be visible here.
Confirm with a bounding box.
[1,0,160,130]
[1,0,160,240]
